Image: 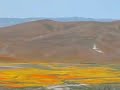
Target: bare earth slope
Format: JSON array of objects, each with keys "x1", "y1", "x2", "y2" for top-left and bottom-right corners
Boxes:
[{"x1": 0, "y1": 20, "x2": 120, "y2": 63}]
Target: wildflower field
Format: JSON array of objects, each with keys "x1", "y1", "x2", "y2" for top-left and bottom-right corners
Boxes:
[{"x1": 0, "y1": 63, "x2": 119, "y2": 90}]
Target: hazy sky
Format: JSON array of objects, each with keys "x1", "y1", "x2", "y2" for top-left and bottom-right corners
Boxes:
[{"x1": 0, "y1": 0, "x2": 120, "y2": 19}]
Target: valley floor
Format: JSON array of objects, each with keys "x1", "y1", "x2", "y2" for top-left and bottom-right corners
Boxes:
[{"x1": 0, "y1": 63, "x2": 119, "y2": 90}]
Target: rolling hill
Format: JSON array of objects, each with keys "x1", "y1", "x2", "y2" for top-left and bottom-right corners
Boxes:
[
  {"x1": 0, "y1": 20, "x2": 120, "y2": 63},
  {"x1": 0, "y1": 17, "x2": 114, "y2": 27}
]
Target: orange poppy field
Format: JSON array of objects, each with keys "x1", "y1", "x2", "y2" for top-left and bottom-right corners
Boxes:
[{"x1": 0, "y1": 63, "x2": 119, "y2": 89}]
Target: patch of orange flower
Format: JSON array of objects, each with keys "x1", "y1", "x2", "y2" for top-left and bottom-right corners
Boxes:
[{"x1": 0, "y1": 63, "x2": 119, "y2": 88}]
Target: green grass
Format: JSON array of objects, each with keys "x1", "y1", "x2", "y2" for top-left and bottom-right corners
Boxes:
[
  {"x1": 0, "y1": 84, "x2": 119, "y2": 90},
  {"x1": 69, "y1": 84, "x2": 120, "y2": 90}
]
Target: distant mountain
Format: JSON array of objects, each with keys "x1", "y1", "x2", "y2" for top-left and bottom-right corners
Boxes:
[
  {"x1": 0, "y1": 17, "x2": 115, "y2": 27},
  {"x1": 0, "y1": 18, "x2": 42, "y2": 27},
  {"x1": 0, "y1": 20, "x2": 120, "y2": 63},
  {"x1": 51, "y1": 17, "x2": 114, "y2": 22}
]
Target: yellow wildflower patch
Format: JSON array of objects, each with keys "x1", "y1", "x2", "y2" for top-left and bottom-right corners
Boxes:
[{"x1": 0, "y1": 63, "x2": 119, "y2": 88}]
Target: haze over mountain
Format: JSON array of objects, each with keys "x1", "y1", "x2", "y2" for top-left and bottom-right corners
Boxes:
[
  {"x1": 0, "y1": 19, "x2": 120, "y2": 63},
  {"x1": 0, "y1": 17, "x2": 114, "y2": 27},
  {"x1": 0, "y1": 18, "x2": 42, "y2": 27}
]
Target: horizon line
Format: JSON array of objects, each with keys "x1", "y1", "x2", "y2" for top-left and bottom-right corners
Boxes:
[{"x1": 0, "y1": 17, "x2": 117, "y2": 20}]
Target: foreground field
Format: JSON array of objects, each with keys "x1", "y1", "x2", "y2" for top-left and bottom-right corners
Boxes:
[{"x1": 0, "y1": 63, "x2": 119, "y2": 90}]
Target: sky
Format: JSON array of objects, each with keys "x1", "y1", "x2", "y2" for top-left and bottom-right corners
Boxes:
[{"x1": 0, "y1": 0, "x2": 120, "y2": 19}]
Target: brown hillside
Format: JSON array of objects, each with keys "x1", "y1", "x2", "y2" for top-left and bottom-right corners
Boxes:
[{"x1": 0, "y1": 20, "x2": 120, "y2": 63}]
